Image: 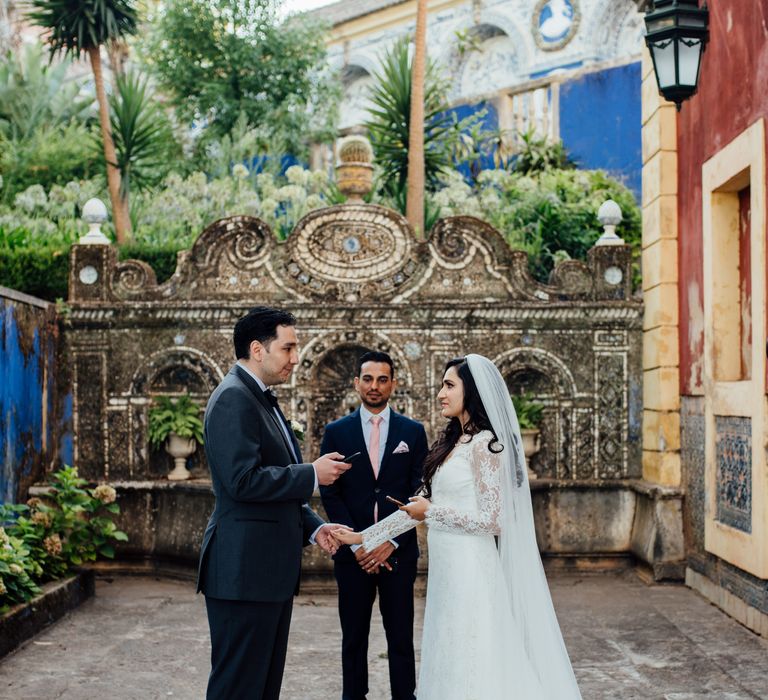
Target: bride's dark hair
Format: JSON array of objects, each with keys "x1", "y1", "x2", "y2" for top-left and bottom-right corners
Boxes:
[{"x1": 421, "y1": 357, "x2": 502, "y2": 498}]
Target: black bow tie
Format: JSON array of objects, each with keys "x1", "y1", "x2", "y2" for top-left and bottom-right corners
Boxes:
[{"x1": 264, "y1": 389, "x2": 280, "y2": 410}]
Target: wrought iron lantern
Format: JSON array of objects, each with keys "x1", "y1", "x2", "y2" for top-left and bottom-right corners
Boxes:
[{"x1": 644, "y1": 0, "x2": 709, "y2": 110}]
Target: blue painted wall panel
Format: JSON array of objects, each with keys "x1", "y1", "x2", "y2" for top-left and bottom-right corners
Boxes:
[
  {"x1": 559, "y1": 62, "x2": 642, "y2": 199},
  {"x1": 0, "y1": 293, "x2": 55, "y2": 504}
]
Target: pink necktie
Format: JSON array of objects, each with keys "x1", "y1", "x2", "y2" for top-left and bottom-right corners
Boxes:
[
  {"x1": 369, "y1": 416, "x2": 383, "y2": 522},
  {"x1": 369, "y1": 415, "x2": 383, "y2": 478}
]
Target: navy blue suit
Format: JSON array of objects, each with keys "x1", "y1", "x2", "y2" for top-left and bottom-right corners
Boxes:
[{"x1": 320, "y1": 408, "x2": 427, "y2": 700}]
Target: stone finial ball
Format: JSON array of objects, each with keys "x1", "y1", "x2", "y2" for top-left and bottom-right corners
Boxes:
[
  {"x1": 597, "y1": 199, "x2": 622, "y2": 226},
  {"x1": 338, "y1": 135, "x2": 374, "y2": 165},
  {"x1": 82, "y1": 197, "x2": 109, "y2": 224}
]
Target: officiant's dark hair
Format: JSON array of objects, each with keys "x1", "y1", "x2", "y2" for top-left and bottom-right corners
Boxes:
[
  {"x1": 356, "y1": 351, "x2": 395, "y2": 378},
  {"x1": 234, "y1": 306, "x2": 296, "y2": 358},
  {"x1": 421, "y1": 357, "x2": 502, "y2": 498}
]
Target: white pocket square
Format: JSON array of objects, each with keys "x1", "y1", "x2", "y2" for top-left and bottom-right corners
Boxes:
[{"x1": 393, "y1": 441, "x2": 410, "y2": 454}]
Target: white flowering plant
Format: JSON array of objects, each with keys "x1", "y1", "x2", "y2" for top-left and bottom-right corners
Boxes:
[
  {"x1": 1, "y1": 159, "x2": 641, "y2": 299},
  {"x1": 0, "y1": 466, "x2": 127, "y2": 610}
]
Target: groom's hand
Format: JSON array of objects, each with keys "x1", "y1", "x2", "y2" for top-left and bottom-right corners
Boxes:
[
  {"x1": 314, "y1": 452, "x2": 352, "y2": 486},
  {"x1": 316, "y1": 523, "x2": 351, "y2": 554},
  {"x1": 355, "y1": 542, "x2": 395, "y2": 574}
]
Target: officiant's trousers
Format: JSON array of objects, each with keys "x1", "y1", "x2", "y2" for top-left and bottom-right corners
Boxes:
[
  {"x1": 205, "y1": 595, "x2": 293, "y2": 700},
  {"x1": 335, "y1": 558, "x2": 418, "y2": 700}
]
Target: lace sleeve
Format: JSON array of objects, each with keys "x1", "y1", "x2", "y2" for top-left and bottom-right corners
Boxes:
[
  {"x1": 361, "y1": 510, "x2": 417, "y2": 551},
  {"x1": 425, "y1": 434, "x2": 502, "y2": 535}
]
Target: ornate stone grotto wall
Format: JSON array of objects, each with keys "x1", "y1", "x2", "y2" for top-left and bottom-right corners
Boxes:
[{"x1": 59, "y1": 203, "x2": 682, "y2": 580}]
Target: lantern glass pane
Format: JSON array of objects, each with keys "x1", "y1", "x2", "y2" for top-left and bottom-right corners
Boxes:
[
  {"x1": 679, "y1": 15, "x2": 707, "y2": 29},
  {"x1": 652, "y1": 40, "x2": 677, "y2": 88},
  {"x1": 646, "y1": 16, "x2": 675, "y2": 31},
  {"x1": 679, "y1": 39, "x2": 702, "y2": 86}
]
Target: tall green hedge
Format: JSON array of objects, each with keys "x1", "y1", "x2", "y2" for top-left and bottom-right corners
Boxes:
[
  {"x1": 0, "y1": 247, "x2": 69, "y2": 300},
  {"x1": 0, "y1": 242, "x2": 183, "y2": 301}
]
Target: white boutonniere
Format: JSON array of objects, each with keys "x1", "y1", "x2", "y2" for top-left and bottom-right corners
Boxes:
[{"x1": 290, "y1": 420, "x2": 305, "y2": 441}]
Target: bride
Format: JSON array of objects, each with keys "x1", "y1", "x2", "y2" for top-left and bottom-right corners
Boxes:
[{"x1": 332, "y1": 354, "x2": 582, "y2": 699}]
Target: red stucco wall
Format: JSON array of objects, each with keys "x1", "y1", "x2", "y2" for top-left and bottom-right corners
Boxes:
[{"x1": 676, "y1": 0, "x2": 768, "y2": 394}]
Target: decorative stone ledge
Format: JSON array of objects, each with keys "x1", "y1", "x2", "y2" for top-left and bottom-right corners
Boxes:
[
  {"x1": 49, "y1": 478, "x2": 684, "y2": 584},
  {"x1": 0, "y1": 571, "x2": 95, "y2": 659}
]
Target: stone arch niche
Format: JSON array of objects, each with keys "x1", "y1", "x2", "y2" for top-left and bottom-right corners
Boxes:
[
  {"x1": 496, "y1": 347, "x2": 583, "y2": 480},
  {"x1": 117, "y1": 349, "x2": 224, "y2": 481}
]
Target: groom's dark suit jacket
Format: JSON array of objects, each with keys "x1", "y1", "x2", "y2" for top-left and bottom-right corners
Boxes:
[
  {"x1": 197, "y1": 364, "x2": 323, "y2": 602},
  {"x1": 320, "y1": 408, "x2": 427, "y2": 563}
]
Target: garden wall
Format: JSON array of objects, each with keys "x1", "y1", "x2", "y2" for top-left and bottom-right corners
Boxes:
[{"x1": 54, "y1": 203, "x2": 683, "y2": 580}]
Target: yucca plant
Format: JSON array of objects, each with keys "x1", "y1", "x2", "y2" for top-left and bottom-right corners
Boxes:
[
  {"x1": 148, "y1": 395, "x2": 204, "y2": 449},
  {"x1": 28, "y1": 0, "x2": 139, "y2": 243},
  {"x1": 365, "y1": 36, "x2": 454, "y2": 206},
  {"x1": 107, "y1": 70, "x2": 178, "y2": 200}
]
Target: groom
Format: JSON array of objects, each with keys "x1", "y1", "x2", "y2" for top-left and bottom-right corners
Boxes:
[
  {"x1": 197, "y1": 306, "x2": 352, "y2": 700},
  {"x1": 320, "y1": 351, "x2": 428, "y2": 700}
]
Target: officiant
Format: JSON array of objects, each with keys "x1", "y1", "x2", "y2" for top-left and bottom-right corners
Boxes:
[{"x1": 320, "y1": 350, "x2": 428, "y2": 700}]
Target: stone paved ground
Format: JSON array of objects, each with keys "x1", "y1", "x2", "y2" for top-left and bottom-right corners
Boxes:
[{"x1": 1, "y1": 572, "x2": 767, "y2": 699}]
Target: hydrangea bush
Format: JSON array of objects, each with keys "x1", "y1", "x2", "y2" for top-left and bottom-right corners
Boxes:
[{"x1": 0, "y1": 466, "x2": 127, "y2": 613}]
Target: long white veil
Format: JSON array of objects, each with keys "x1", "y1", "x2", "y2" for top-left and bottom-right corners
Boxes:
[{"x1": 466, "y1": 354, "x2": 582, "y2": 699}]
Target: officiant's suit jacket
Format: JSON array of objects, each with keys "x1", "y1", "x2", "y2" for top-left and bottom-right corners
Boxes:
[
  {"x1": 320, "y1": 408, "x2": 427, "y2": 563},
  {"x1": 197, "y1": 364, "x2": 323, "y2": 602}
]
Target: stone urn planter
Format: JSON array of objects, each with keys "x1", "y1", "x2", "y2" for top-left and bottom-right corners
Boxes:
[
  {"x1": 165, "y1": 432, "x2": 197, "y2": 481},
  {"x1": 521, "y1": 428, "x2": 541, "y2": 481},
  {"x1": 148, "y1": 395, "x2": 204, "y2": 482}
]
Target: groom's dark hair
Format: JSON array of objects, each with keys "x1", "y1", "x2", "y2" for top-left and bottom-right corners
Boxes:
[
  {"x1": 234, "y1": 306, "x2": 296, "y2": 359},
  {"x1": 356, "y1": 350, "x2": 395, "y2": 378}
]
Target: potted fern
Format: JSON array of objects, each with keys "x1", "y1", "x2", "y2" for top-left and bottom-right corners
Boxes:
[
  {"x1": 148, "y1": 395, "x2": 204, "y2": 481},
  {"x1": 511, "y1": 393, "x2": 545, "y2": 480}
]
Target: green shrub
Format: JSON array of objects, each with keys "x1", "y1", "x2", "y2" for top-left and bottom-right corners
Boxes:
[
  {"x1": 0, "y1": 466, "x2": 127, "y2": 611},
  {"x1": 0, "y1": 524, "x2": 42, "y2": 611},
  {"x1": 0, "y1": 121, "x2": 99, "y2": 201},
  {"x1": 0, "y1": 43, "x2": 97, "y2": 202},
  {"x1": 434, "y1": 168, "x2": 641, "y2": 284}
]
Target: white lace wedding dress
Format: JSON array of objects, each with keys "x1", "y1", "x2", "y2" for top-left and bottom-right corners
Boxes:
[{"x1": 361, "y1": 430, "x2": 545, "y2": 699}]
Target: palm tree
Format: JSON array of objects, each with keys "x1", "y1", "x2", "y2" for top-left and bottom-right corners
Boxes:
[
  {"x1": 29, "y1": 0, "x2": 138, "y2": 243},
  {"x1": 406, "y1": 0, "x2": 428, "y2": 236}
]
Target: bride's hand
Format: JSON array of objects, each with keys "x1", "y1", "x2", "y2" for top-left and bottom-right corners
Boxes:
[
  {"x1": 331, "y1": 528, "x2": 363, "y2": 545},
  {"x1": 400, "y1": 495, "x2": 430, "y2": 521}
]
